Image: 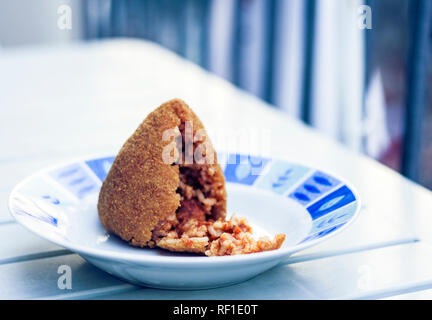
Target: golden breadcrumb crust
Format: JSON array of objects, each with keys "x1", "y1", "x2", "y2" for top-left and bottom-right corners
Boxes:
[{"x1": 97, "y1": 99, "x2": 227, "y2": 247}]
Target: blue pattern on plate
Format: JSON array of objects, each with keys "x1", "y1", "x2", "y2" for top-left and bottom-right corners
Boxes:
[
  {"x1": 310, "y1": 202, "x2": 357, "y2": 234},
  {"x1": 224, "y1": 154, "x2": 270, "y2": 185},
  {"x1": 11, "y1": 195, "x2": 58, "y2": 227},
  {"x1": 16, "y1": 207, "x2": 58, "y2": 226},
  {"x1": 11, "y1": 153, "x2": 359, "y2": 246},
  {"x1": 86, "y1": 156, "x2": 115, "y2": 182},
  {"x1": 41, "y1": 194, "x2": 61, "y2": 205},
  {"x1": 288, "y1": 171, "x2": 340, "y2": 206},
  {"x1": 49, "y1": 163, "x2": 99, "y2": 199},
  {"x1": 307, "y1": 185, "x2": 356, "y2": 220},
  {"x1": 254, "y1": 161, "x2": 310, "y2": 194},
  {"x1": 16, "y1": 175, "x2": 80, "y2": 209},
  {"x1": 300, "y1": 222, "x2": 347, "y2": 243}
]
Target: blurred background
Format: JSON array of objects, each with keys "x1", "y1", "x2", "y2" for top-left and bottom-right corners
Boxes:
[{"x1": 0, "y1": 0, "x2": 431, "y2": 190}]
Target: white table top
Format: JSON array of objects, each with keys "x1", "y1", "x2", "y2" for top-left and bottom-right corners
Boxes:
[{"x1": 1, "y1": 39, "x2": 432, "y2": 300}]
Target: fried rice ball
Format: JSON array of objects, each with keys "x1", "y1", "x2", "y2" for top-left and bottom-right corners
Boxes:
[{"x1": 98, "y1": 99, "x2": 285, "y2": 255}]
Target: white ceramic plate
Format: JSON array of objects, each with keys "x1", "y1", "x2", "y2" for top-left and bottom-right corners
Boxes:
[{"x1": 8, "y1": 153, "x2": 361, "y2": 290}]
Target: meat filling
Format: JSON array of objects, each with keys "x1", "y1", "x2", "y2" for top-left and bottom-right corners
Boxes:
[{"x1": 149, "y1": 123, "x2": 286, "y2": 256}]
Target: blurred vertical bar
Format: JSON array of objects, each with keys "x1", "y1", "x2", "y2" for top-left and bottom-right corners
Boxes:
[
  {"x1": 83, "y1": 0, "x2": 113, "y2": 39},
  {"x1": 301, "y1": 0, "x2": 317, "y2": 124},
  {"x1": 401, "y1": 0, "x2": 432, "y2": 181},
  {"x1": 231, "y1": 0, "x2": 277, "y2": 101},
  {"x1": 160, "y1": 0, "x2": 184, "y2": 54},
  {"x1": 232, "y1": 0, "x2": 243, "y2": 87},
  {"x1": 199, "y1": 0, "x2": 211, "y2": 69},
  {"x1": 362, "y1": 0, "x2": 374, "y2": 152},
  {"x1": 110, "y1": 0, "x2": 128, "y2": 37},
  {"x1": 263, "y1": 0, "x2": 277, "y2": 104},
  {"x1": 183, "y1": 0, "x2": 211, "y2": 68},
  {"x1": 363, "y1": 0, "x2": 373, "y2": 90},
  {"x1": 178, "y1": 0, "x2": 188, "y2": 58},
  {"x1": 146, "y1": 0, "x2": 162, "y2": 41},
  {"x1": 95, "y1": 0, "x2": 210, "y2": 68}
]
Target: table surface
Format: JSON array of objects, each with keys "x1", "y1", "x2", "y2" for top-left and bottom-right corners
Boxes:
[{"x1": 1, "y1": 39, "x2": 432, "y2": 300}]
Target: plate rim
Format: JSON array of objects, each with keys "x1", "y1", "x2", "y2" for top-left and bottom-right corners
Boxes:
[{"x1": 8, "y1": 152, "x2": 362, "y2": 267}]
